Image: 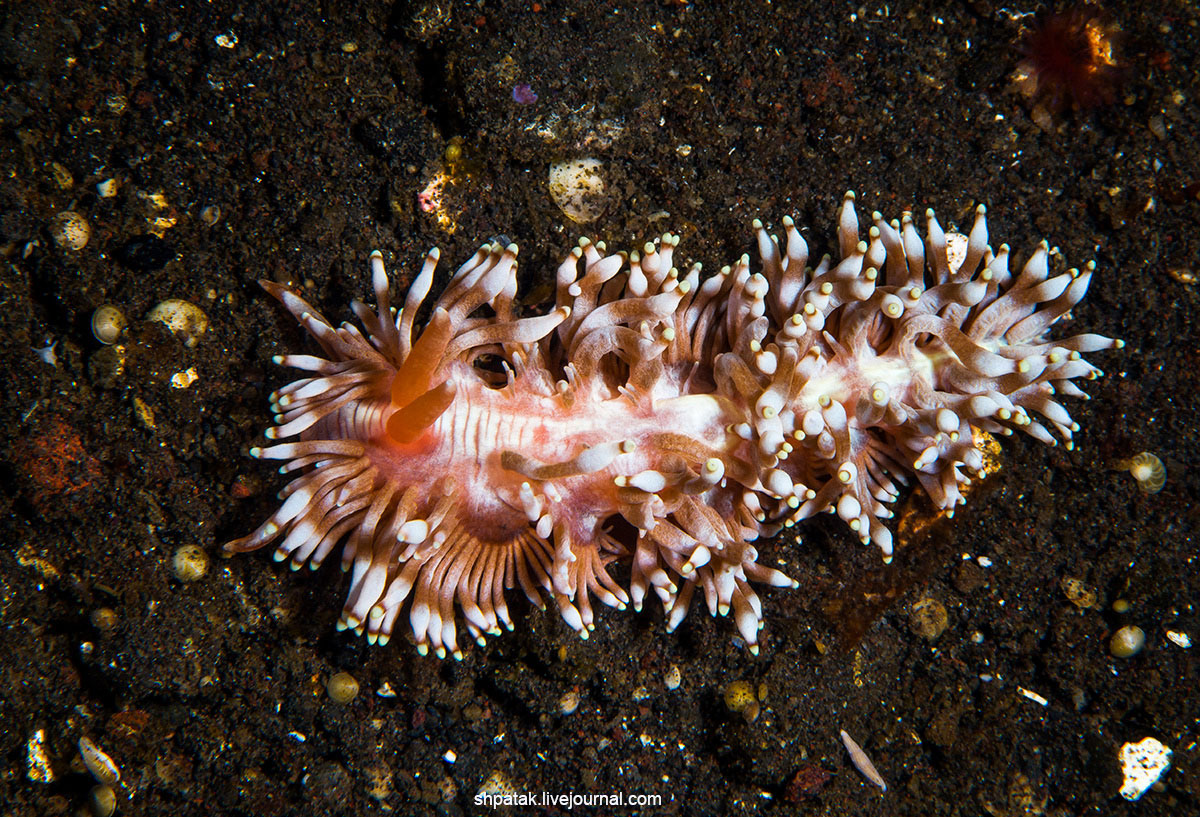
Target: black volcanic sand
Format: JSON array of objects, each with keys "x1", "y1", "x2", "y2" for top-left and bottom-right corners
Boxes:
[{"x1": 2, "y1": 3, "x2": 1197, "y2": 816}]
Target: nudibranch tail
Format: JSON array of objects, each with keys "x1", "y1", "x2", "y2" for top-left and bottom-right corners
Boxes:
[{"x1": 227, "y1": 194, "x2": 1120, "y2": 657}]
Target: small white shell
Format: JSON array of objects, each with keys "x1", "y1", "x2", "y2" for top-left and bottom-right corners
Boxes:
[
  {"x1": 1124, "y1": 451, "x2": 1166, "y2": 494},
  {"x1": 91, "y1": 305, "x2": 127, "y2": 345},
  {"x1": 51, "y1": 211, "x2": 90, "y2": 251},
  {"x1": 549, "y1": 158, "x2": 609, "y2": 224},
  {"x1": 78, "y1": 736, "x2": 120, "y2": 785},
  {"x1": 147, "y1": 299, "x2": 209, "y2": 347}
]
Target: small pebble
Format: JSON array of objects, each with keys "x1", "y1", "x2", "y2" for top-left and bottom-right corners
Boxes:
[
  {"x1": 558, "y1": 690, "x2": 580, "y2": 715},
  {"x1": 1165, "y1": 630, "x2": 1192, "y2": 649},
  {"x1": 326, "y1": 671, "x2": 360, "y2": 703},
  {"x1": 477, "y1": 770, "x2": 517, "y2": 800},
  {"x1": 909, "y1": 597, "x2": 948, "y2": 640},
  {"x1": 170, "y1": 367, "x2": 200, "y2": 389},
  {"x1": 549, "y1": 158, "x2": 609, "y2": 224},
  {"x1": 723, "y1": 680, "x2": 759, "y2": 722},
  {"x1": 512, "y1": 83, "x2": 537, "y2": 105},
  {"x1": 90, "y1": 607, "x2": 118, "y2": 632},
  {"x1": 1110, "y1": 625, "x2": 1146, "y2": 659},
  {"x1": 91, "y1": 305, "x2": 127, "y2": 345},
  {"x1": 51, "y1": 211, "x2": 90, "y2": 251},
  {"x1": 96, "y1": 178, "x2": 119, "y2": 198},
  {"x1": 200, "y1": 205, "x2": 222, "y2": 226},
  {"x1": 1060, "y1": 577, "x2": 1098, "y2": 609},
  {"x1": 147, "y1": 299, "x2": 209, "y2": 347},
  {"x1": 51, "y1": 162, "x2": 74, "y2": 188},
  {"x1": 89, "y1": 784, "x2": 117, "y2": 817},
  {"x1": 664, "y1": 664, "x2": 681, "y2": 690},
  {"x1": 1148, "y1": 115, "x2": 1167, "y2": 140},
  {"x1": 1119, "y1": 737, "x2": 1172, "y2": 801},
  {"x1": 172, "y1": 545, "x2": 209, "y2": 582}
]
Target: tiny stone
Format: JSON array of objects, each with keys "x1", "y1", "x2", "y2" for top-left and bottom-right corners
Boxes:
[
  {"x1": 172, "y1": 545, "x2": 209, "y2": 582},
  {"x1": 558, "y1": 690, "x2": 580, "y2": 715},
  {"x1": 90, "y1": 607, "x2": 118, "y2": 632},
  {"x1": 51, "y1": 162, "x2": 74, "y2": 188},
  {"x1": 1110, "y1": 625, "x2": 1145, "y2": 659},
  {"x1": 51, "y1": 211, "x2": 90, "y2": 251},
  {"x1": 326, "y1": 671, "x2": 360, "y2": 703},
  {"x1": 147, "y1": 299, "x2": 209, "y2": 347},
  {"x1": 1060, "y1": 577, "x2": 1098, "y2": 609},
  {"x1": 91, "y1": 305, "x2": 127, "y2": 345},
  {"x1": 664, "y1": 664, "x2": 682, "y2": 690},
  {"x1": 1148, "y1": 115, "x2": 1166, "y2": 140},
  {"x1": 89, "y1": 784, "x2": 117, "y2": 817},
  {"x1": 549, "y1": 158, "x2": 609, "y2": 224},
  {"x1": 909, "y1": 597, "x2": 949, "y2": 640},
  {"x1": 724, "y1": 680, "x2": 759, "y2": 721},
  {"x1": 200, "y1": 205, "x2": 222, "y2": 226}
]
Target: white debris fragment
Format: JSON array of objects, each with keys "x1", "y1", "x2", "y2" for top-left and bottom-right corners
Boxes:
[
  {"x1": 32, "y1": 340, "x2": 58, "y2": 367},
  {"x1": 171, "y1": 367, "x2": 199, "y2": 389},
  {"x1": 1165, "y1": 630, "x2": 1192, "y2": 649},
  {"x1": 78, "y1": 736, "x2": 120, "y2": 785},
  {"x1": 27, "y1": 729, "x2": 54, "y2": 783},
  {"x1": 1017, "y1": 687, "x2": 1049, "y2": 707},
  {"x1": 840, "y1": 729, "x2": 887, "y2": 792},
  {"x1": 1119, "y1": 737, "x2": 1172, "y2": 801}
]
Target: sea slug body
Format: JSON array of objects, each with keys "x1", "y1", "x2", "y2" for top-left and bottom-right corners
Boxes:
[{"x1": 226, "y1": 193, "x2": 1121, "y2": 659}]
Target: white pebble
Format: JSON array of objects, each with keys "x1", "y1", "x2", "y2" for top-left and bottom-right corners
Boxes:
[
  {"x1": 549, "y1": 158, "x2": 608, "y2": 223},
  {"x1": 51, "y1": 211, "x2": 90, "y2": 251},
  {"x1": 147, "y1": 299, "x2": 209, "y2": 347},
  {"x1": 1119, "y1": 737, "x2": 1172, "y2": 801}
]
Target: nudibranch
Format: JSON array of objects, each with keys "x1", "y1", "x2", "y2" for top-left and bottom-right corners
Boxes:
[{"x1": 226, "y1": 193, "x2": 1121, "y2": 658}]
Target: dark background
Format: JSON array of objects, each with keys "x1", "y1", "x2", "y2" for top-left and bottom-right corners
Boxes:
[{"x1": 2, "y1": 1, "x2": 1196, "y2": 815}]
